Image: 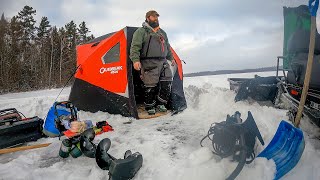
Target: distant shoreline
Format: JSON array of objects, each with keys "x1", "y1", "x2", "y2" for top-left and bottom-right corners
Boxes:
[{"x1": 184, "y1": 66, "x2": 280, "y2": 77}]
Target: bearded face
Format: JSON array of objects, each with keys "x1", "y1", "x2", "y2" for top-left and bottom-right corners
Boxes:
[{"x1": 147, "y1": 16, "x2": 160, "y2": 28}]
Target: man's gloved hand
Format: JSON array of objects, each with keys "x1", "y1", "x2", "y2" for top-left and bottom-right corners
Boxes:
[{"x1": 133, "y1": 61, "x2": 141, "y2": 71}]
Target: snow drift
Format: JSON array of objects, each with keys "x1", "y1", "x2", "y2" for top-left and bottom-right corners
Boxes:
[{"x1": 0, "y1": 71, "x2": 320, "y2": 180}]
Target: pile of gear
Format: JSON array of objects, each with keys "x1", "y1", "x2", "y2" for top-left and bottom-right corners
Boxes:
[
  {"x1": 43, "y1": 101, "x2": 113, "y2": 138},
  {"x1": 42, "y1": 101, "x2": 143, "y2": 180},
  {"x1": 59, "y1": 128, "x2": 143, "y2": 180},
  {"x1": 200, "y1": 111, "x2": 265, "y2": 180}
]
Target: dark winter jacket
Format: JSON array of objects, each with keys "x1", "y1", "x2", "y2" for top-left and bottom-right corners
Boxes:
[{"x1": 130, "y1": 22, "x2": 173, "y2": 63}]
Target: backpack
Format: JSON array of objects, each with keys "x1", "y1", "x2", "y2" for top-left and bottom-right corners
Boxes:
[{"x1": 43, "y1": 101, "x2": 78, "y2": 137}]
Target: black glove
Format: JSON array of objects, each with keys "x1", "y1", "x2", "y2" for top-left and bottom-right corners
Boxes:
[
  {"x1": 96, "y1": 121, "x2": 112, "y2": 129},
  {"x1": 96, "y1": 138, "x2": 113, "y2": 170},
  {"x1": 79, "y1": 128, "x2": 96, "y2": 158}
]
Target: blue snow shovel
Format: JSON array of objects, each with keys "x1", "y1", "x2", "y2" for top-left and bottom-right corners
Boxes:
[{"x1": 257, "y1": 121, "x2": 305, "y2": 179}]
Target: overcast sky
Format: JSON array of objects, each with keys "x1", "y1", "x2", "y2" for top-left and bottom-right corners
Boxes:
[{"x1": 0, "y1": 0, "x2": 313, "y2": 73}]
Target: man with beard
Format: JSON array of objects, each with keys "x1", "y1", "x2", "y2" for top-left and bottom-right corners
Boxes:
[{"x1": 130, "y1": 10, "x2": 176, "y2": 115}]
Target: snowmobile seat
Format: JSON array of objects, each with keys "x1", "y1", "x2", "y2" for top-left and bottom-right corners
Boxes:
[{"x1": 287, "y1": 53, "x2": 320, "y2": 90}]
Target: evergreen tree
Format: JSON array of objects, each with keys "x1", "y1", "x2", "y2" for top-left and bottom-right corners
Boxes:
[
  {"x1": 0, "y1": 13, "x2": 8, "y2": 43},
  {"x1": 7, "y1": 16, "x2": 23, "y2": 91},
  {"x1": 17, "y1": 5, "x2": 36, "y2": 46},
  {"x1": 0, "y1": 5, "x2": 96, "y2": 93},
  {"x1": 37, "y1": 16, "x2": 50, "y2": 39},
  {"x1": 36, "y1": 16, "x2": 51, "y2": 86},
  {"x1": 62, "y1": 21, "x2": 78, "y2": 85},
  {"x1": 65, "y1": 20, "x2": 77, "y2": 48},
  {"x1": 77, "y1": 21, "x2": 90, "y2": 44},
  {"x1": 0, "y1": 13, "x2": 8, "y2": 91},
  {"x1": 88, "y1": 34, "x2": 95, "y2": 41},
  {"x1": 51, "y1": 26, "x2": 61, "y2": 87},
  {"x1": 16, "y1": 6, "x2": 37, "y2": 90}
]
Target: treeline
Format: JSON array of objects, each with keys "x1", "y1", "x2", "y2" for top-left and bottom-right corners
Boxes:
[
  {"x1": 0, "y1": 5, "x2": 95, "y2": 94},
  {"x1": 184, "y1": 66, "x2": 280, "y2": 77}
]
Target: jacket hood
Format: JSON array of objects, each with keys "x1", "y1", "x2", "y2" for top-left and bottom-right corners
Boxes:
[{"x1": 142, "y1": 22, "x2": 154, "y2": 31}]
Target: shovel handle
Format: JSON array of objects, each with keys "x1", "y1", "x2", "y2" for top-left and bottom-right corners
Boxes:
[
  {"x1": 309, "y1": 0, "x2": 319, "y2": 16},
  {"x1": 0, "y1": 143, "x2": 51, "y2": 154}
]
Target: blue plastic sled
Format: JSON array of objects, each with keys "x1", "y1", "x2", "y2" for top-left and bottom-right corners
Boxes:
[{"x1": 258, "y1": 120, "x2": 305, "y2": 179}]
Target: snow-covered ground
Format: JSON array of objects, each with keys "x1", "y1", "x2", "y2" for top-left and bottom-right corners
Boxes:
[{"x1": 1, "y1": 71, "x2": 320, "y2": 180}]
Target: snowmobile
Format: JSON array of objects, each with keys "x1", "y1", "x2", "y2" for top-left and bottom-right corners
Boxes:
[
  {"x1": 272, "y1": 4, "x2": 320, "y2": 127},
  {"x1": 0, "y1": 108, "x2": 44, "y2": 149},
  {"x1": 228, "y1": 5, "x2": 320, "y2": 127},
  {"x1": 276, "y1": 54, "x2": 320, "y2": 127}
]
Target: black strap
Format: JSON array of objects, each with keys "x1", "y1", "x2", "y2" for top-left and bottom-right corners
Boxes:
[
  {"x1": 140, "y1": 57, "x2": 166, "y2": 60},
  {"x1": 145, "y1": 36, "x2": 152, "y2": 57}
]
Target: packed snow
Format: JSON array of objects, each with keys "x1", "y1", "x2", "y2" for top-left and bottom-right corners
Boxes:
[{"x1": 0, "y1": 71, "x2": 320, "y2": 180}]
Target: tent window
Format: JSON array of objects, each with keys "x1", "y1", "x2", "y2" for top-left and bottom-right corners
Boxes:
[{"x1": 102, "y1": 43, "x2": 120, "y2": 64}]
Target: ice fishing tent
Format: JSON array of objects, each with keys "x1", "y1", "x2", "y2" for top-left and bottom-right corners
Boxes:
[{"x1": 69, "y1": 27, "x2": 187, "y2": 119}]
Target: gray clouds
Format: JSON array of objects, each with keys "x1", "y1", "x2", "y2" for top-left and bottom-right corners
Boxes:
[{"x1": 0, "y1": 0, "x2": 311, "y2": 73}]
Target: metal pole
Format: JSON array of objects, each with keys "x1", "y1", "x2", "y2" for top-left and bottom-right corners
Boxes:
[{"x1": 276, "y1": 57, "x2": 280, "y2": 78}]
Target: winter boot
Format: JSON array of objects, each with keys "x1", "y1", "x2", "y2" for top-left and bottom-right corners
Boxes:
[
  {"x1": 147, "y1": 108, "x2": 156, "y2": 115},
  {"x1": 144, "y1": 87, "x2": 156, "y2": 115},
  {"x1": 157, "y1": 105, "x2": 167, "y2": 112},
  {"x1": 157, "y1": 81, "x2": 172, "y2": 105}
]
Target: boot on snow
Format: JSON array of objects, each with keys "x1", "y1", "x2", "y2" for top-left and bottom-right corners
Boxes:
[
  {"x1": 147, "y1": 108, "x2": 156, "y2": 115},
  {"x1": 157, "y1": 105, "x2": 167, "y2": 112}
]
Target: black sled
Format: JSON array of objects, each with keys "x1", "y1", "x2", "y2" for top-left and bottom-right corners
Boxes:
[{"x1": 0, "y1": 108, "x2": 44, "y2": 149}]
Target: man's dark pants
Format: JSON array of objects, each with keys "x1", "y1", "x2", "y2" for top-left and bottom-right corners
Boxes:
[{"x1": 140, "y1": 59, "x2": 173, "y2": 110}]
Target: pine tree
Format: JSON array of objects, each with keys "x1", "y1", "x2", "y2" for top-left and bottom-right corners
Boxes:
[
  {"x1": 51, "y1": 26, "x2": 61, "y2": 87},
  {"x1": 37, "y1": 16, "x2": 50, "y2": 39},
  {"x1": 0, "y1": 13, "x2": 8, "y2": 91},
  {"x1": 88, "y1": 34, "x2": 95, "y2": 41},
  {"x1": 65, "y1": 20, "x2": 77, "y2": 48},
  {"x1": 77, "y1": 21, "x2": 90, "y2": 44},
  {"x1": 62, "y1": 21, "x2": 78, "y2": 85},
  {"x1": 16, "y1": 6, "x2": 37, "y2": 90},
  {"x1": 36, "y1": 16, "x2": 51, "y2": 86},
  {"x1": 7, "y1": 16, "x2": 23, "y2": 91},
  {"x1": 17, "y1": 5, "x2": 36, "y2": 46}
]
